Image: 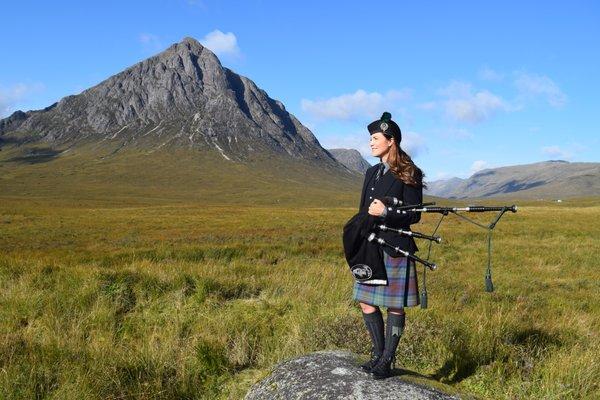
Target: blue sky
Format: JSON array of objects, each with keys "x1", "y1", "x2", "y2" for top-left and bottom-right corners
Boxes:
[{"x1": 1, "y1": 1, "x2": 598, "y2": 180}]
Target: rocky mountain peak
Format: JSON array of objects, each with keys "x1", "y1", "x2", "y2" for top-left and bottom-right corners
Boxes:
[
  {"x1": 328, "y1": 148, "x2": 371, "y2": 173},
  {"x1": 180, "y1": 36, "x2": 203, "y2": 47},
  {"x1": 0, "y1": 37, "x2": 341, "y2": 166}
]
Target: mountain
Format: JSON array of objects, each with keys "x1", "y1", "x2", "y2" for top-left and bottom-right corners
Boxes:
[
  {"x1": 0, "y1": 37, "x2": 362, "y2": 206},
  {"x1": 424, "y1": 177, "x2": 466, "y2": 198},
  {"x1": 425, "y1": 160, "x2": 600, "y2": 199},
  {"x1": 327, "y1": 148, "x2": 371, "y2": 173},
  {"x1": 1, "y1": 37, "x2": 338, "y2": 164}
]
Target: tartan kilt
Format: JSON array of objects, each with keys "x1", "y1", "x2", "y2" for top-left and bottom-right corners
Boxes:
[{"x1": 352, "y1": 251, "x2": 419, "y2": 308}]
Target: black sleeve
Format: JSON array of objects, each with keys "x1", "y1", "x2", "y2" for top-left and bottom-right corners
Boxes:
[{"x1": 382, "y1": 182, "x2": 422, "y2": 228}]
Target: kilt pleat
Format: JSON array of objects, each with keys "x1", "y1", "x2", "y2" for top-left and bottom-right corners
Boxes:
[{"x1": 352, "y1": 251, "x2": 419, "y2": 308}]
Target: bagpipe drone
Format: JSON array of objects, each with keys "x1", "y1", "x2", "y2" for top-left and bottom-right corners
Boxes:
[{"x1": 343, "y1": 196, "x2": 517, "y2": 308}]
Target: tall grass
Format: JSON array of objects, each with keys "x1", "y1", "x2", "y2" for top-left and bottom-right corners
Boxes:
[{"x1": 0, "y1": 197, "x2": 598, "y2": 399}]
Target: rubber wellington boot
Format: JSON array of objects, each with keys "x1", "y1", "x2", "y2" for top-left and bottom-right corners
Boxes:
[
  {"x1": 372, "y1": 312, "x2": 405, "y2": 380},
  {"x1": 359, "y1": 309, "x2": 384, "y2": 372}
]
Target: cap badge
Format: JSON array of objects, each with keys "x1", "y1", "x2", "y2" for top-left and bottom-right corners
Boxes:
[{"x1": 380, "y1": 122, "x2": 388, "y2": 132}]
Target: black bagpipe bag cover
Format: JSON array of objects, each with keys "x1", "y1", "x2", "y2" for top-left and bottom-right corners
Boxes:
[{"x1": 342, "y1": 211, "x2": 387, "y2": 285}]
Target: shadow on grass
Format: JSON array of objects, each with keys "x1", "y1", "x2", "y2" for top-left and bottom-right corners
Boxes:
[
  {"x1": 431, "y1": 326, "x2": 562, "y2": 384},
  {"x1": 5, "y1": 147, "x2": 62, "y2": 164}
]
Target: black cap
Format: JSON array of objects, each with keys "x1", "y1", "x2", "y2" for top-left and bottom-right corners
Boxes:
[{"x1": 367, "y1": 112, "x2": 401, "y2": 145}]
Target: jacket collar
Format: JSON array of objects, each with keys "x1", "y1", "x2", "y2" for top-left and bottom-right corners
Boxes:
[
  {"x1": 365, "y1": 164, "x2": 398, "y2": 199},
  {"x1": 375, "y1": 168, "x2": 397, "y2": 197}
]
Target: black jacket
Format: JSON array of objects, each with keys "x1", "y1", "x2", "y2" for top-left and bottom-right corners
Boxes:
[{"x1": 359, "y1": 163, "x2": 423, "y2": 256}]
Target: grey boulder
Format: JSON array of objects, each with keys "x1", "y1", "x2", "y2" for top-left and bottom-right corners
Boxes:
[{"x1": 245, "y1": 350, "x2": 460, "y2": 400}]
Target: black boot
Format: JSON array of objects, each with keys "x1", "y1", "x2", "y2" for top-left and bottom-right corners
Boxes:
[
  {"x1": 372, "y1": 312, "x2": 405, "y2": 380},
  {"x1": 359, "y1": 308, "x2": 384, "y2": 372}
]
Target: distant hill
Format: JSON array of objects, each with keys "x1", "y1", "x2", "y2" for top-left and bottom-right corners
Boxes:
[
  {"x1": 0, "y1": 37, "x2": 362, "y2": 206},
  {"x1": 425, "y1": 177, "x2": 466, "y2": 198},
  {"x1": 425, "y1": 160, "x2": 600, "y2": 199},
  {"x1": 327, "y1": 148, "x2": 371, "y2": 173}
]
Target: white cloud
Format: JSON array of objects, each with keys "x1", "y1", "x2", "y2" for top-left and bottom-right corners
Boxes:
[
  {"x1": 200, "y1": 30, "x2": 241, "y2": 57},
  {"x1": 438, "y1": 81, "x2": 507, "y2": 124},
  {"x1": 0, "y1": 82, "x2": 45, "y2": 117},
  {"x1": 423, "y1": 71, "x2": 564, "y2": 128},
  {"x1": 300, "y1": 89, "x2": 412, "y2": 121},
  {"x1": 470, "y1": 160, "x2": 490, "y2": 174},
  {"x1": 139, "y1": 33, "x2": 163, "y2": 52},
  {"x1": 416, "y1": 101, "x2": 436, "y2": 111},
  {"x1": 541, "y1": 145, "x2": 573, "y2": 160},
  {"x1": 514, "y1": 72, "x2": 567, "y2": 107},
  {"x1": 434, "y1": 171, "x2": 455, "y2": 180},
  {"x1": 319, "y1": 132, "x2": 372, "y2": 160},
  {"x1": 478, "y1": 66, "x2": 504, "y2": 81},
  {"x1": 401, "y1": 131, "x2": 427, "y2": 158}
]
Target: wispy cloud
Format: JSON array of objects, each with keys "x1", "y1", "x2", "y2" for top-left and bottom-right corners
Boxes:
[
  {"x1": 200, "y1": 30, "x2": 241, "y2": 58},
  {"x1": 470, "y1": 160, "x2": 491, "y2": 174},
  {"x1": 300, "y1": 89, "x2": 412, "y2": 121},
  {"x1": 514, "y1": 72, "x2": 567, "y2": 108},
  {"x1": 540, "y1": 143, "x2": 585, "y2": 160},
  {"x1": 0, "y1": 82, "x2": 45, "y2": 117},
  {"x1": 319, "y1": 132, "x2": 372, "y2": 160},
  {"x1": 541, "y1": 145, "x2": 572, "y2": 160},
  {"x1": 478, "y1": 66, "x2": 504, "y2": 81},
  {"x1": 437, "y1": 81, "x2": 507, "y2": 124},
  {"x1": 416, "y1": 101, "x2": 436, "y2": 111},
  {"x1": 139, "y1": 33, "x2": 164, "y2": 53},
  {"x1": 401, "y1": 131, "x2": 427, "y2": 158},
  {"x1": 434, "y1": 171, "x2": 456, "y2": 180},
  {"x1": 420, "y1": 70, "x2": 565, "y2": 128}
]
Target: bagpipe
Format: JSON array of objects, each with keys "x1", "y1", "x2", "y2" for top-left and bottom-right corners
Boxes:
[{"x1": 343, "y1": 196, "x2": 517, "y2": 308}]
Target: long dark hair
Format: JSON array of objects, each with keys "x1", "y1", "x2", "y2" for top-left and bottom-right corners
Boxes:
[{"x1": 385, "y1": 138, "x2": 426, "y2": 189}]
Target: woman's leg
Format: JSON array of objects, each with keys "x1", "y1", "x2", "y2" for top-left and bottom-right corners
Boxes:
[
  {"x1": 359, "y1": 302, "x2": 384, "y2": 372},
  {"x1": 372, "y1": 307, "x2": 406, "y2": 379},
  {"x1": 359, "y1": 302, "x2": 378, "y2": 314}
]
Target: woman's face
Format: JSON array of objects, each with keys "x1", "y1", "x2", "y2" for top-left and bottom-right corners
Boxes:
[{"x1": 369, "y1": 132, "x2": 393, "y2": 159}]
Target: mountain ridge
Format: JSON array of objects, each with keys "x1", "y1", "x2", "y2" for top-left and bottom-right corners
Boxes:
[
  {"x1": 425, "y1": 160, "x2": 600, "y2": 199},
  {"x1": 327, "y1": 148, "x2": 371, "y2": 173}
]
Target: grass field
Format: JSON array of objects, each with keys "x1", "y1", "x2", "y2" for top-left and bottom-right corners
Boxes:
[{"x1": 1, "y1": 195, "x2": 599, "y2": 399}]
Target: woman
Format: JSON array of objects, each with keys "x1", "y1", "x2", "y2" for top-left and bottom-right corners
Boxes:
[{"x1": 353, "y1": 112, "x2": 425, "y2": 380}]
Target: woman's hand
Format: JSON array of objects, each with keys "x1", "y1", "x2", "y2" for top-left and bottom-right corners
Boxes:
[{"x1": 368, "y1": 199, "x2": 385, "y2": 216}]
